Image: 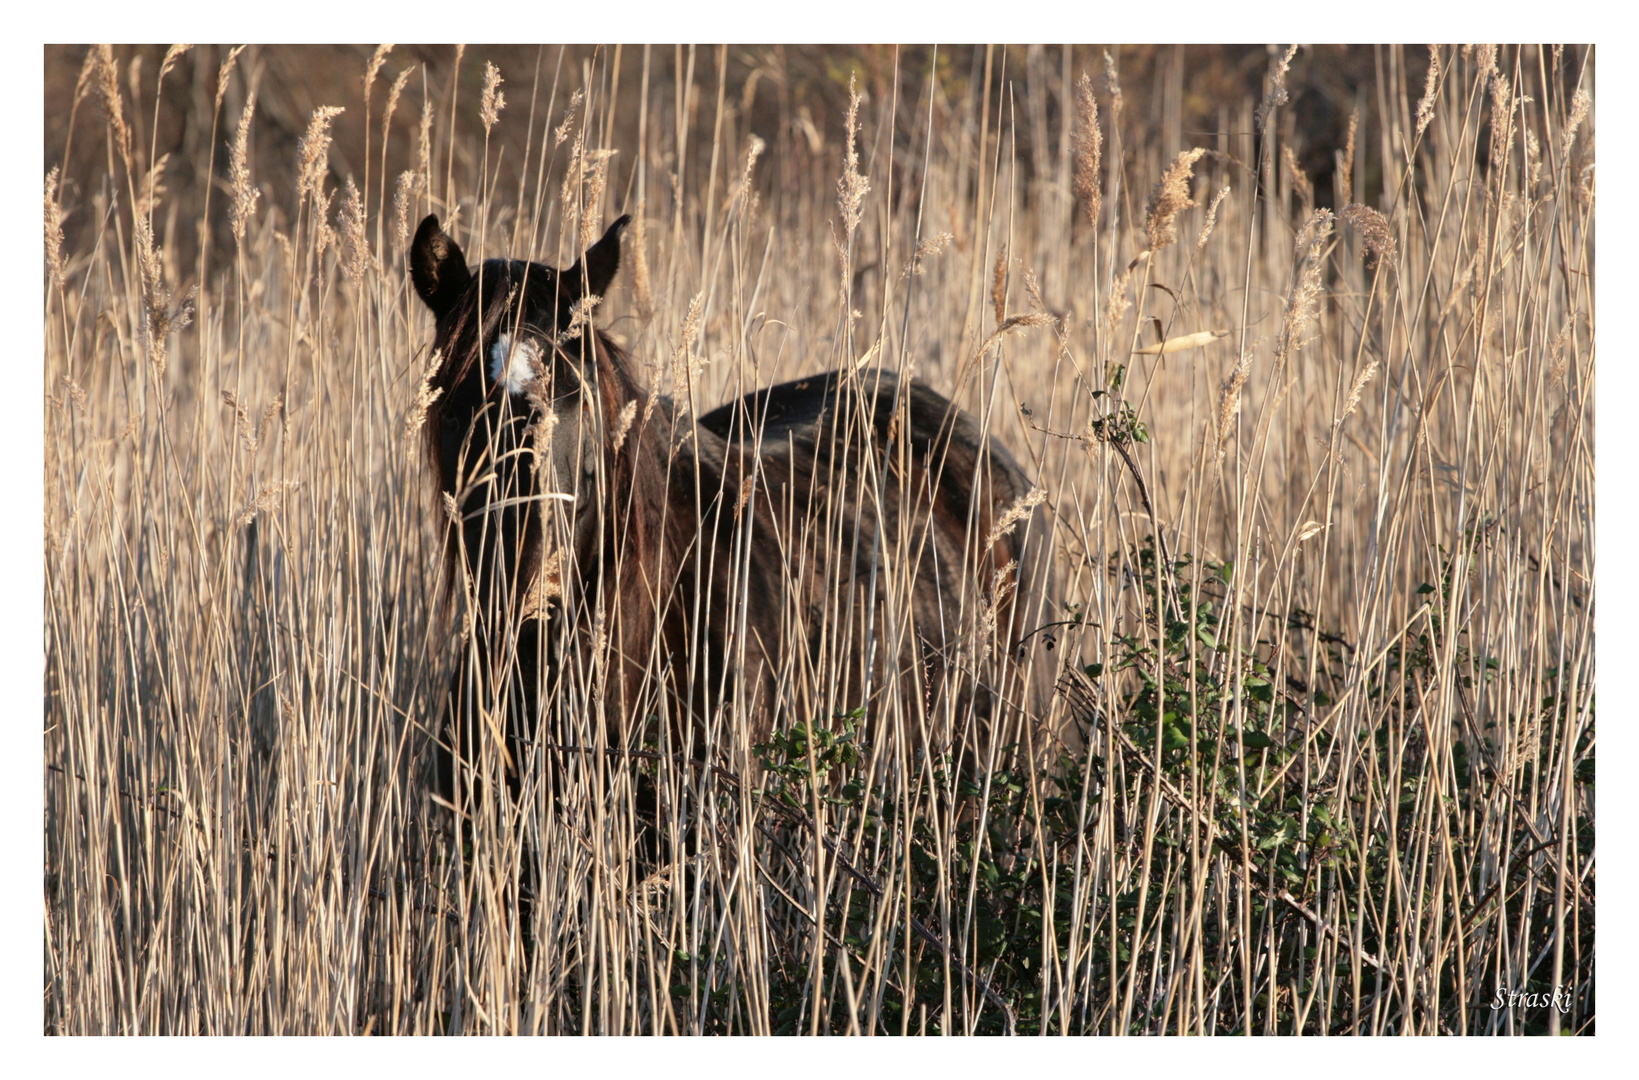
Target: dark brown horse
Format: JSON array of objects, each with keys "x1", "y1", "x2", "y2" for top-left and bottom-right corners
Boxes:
[{"x1": 409, "y1": 213, "x2": 1056, "y2": 812}]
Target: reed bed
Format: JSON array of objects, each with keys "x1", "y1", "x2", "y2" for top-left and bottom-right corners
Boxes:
[{"x1": 44, "y1": 44, "x2": 1594, "y2": 1035}]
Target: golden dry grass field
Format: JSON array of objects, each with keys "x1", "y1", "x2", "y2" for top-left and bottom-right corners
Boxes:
[{"x1": 43, "y1": 44, "x2": 1593, "y2": 1035}]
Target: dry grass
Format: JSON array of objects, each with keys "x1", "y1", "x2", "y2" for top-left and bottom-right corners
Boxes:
[{"x1": 44, "y1": 44, "x2": 1593, "y2": 1035}]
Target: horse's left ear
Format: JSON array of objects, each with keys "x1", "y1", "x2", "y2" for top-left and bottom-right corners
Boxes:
[
  {"x1": 410, "y1": 214, "x2": 472, "y2": 318},
  {"x1": 575, "y1": 214, "x2": 632, "y2": 298}
]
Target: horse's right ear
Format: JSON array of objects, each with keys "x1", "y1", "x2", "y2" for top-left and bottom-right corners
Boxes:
[{"x1": 410, "y1": 214, "x2": 472, "y2": 318}]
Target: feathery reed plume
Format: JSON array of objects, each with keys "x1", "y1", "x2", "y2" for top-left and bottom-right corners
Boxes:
[
  {"x1": 973, "y1": 312, "x2": 1054, "y2": 367},
  {"x1": 837, "y1": 73, "x2": 869, "y2": 238},
  {"x1": 631, "y1": 204, "x2": 653, "y2": 317},
  {"x1": 986, "y1": 488, "x2": 1046, "y2": 550},
  {"x1": 141, "y1": 154, "x2": 172, "y2": 207},
  {"x1": 236, "y1": 480, "x2": 298, "y2": 528},
  {"x1": 296, "y1": 105, "x2": 345, "y2": 207},
  {"x1": 1340, "y1": 360, "x2": 1378, "y2": 421},
  {"x1": 337, "y1": 177, "x2": 370, "y2": 285},
  {"x1": 1337, "y1": 112, "x2": 1357, "y2": 205},
  {"x1": 671, "y1": 291, "x2": 706, "y2": 391},
  {"x1": 1524, "y1": 128, "x2": 1543, "y2": 191},
  {"x1": 555, "y1": 89, "x2": 583, "y2": 147},
  {"x1": 1102, "y1": 50, "x2": 1123, "y2": 121},
  {"x1": 1563, "y1": 87, "x2": 1591, "y2": 158},
  {"x1": 61, "y1": 375, "x2": 88, "y2": 414},
  {"x1": 561, "y1": 128, "x2": 588, "y2": 230},
  {"x1": 480, "y1": 61, "x2": 505, "y2": 134},
  {"x1": 45, "y1": 168, "x2": 65, "y2": 291},
  {"x1": 559, "y1": 294, "x2": 602, "y2": 344},
  {"x1": 74, "y1": 47, "x2": 98, "y2": 107},
  {"x1": 313, "y1": 188, "x2": 338, "y2": 259},
  {"x1": 1469, "y1": 45, "x2": 1497, "y2": 85},
  {"x1": 1214, "y1": 346, "x2": 1253, "y2": 465},
  {"x1": 1548, "y1": 321, "x2": 1572, "y2": 384},
  {"x1": 1274, "y1": 208, "x2": 1333, "y2": 373},
  {"x1": 134, "y1": 214, "x2": 195, "y2": 378},
  {"x1": 1023, "y1": 265, "x2": 1047, "y2": 316},
  {"x1": 1257, "y1": 44, "x2": 1298, "y2": 132},
  {"x1": 214, "y1": 45, "x2": 246, "y2": 111},
  {"x1": 229, "y1": 93, "x2": 259, "y2": 243},
  {"x1": 93, "y1": 45, "x2": 132, "y2": 172},
  {"x1": 900, "y1": 231, "x2": 952, "y2": 279},
  {"x1": 221, "y1": 390, "x2": 258, "y2": 454},
  {"x1": 157, "y1": 44, "x2": 192, "y2": 89},
  {"x1": 417, "y1": 100, "x2": 433, "y2": 187},
  {"x1": 1144, "y1": 147, "x2": 1208, "y2": 253},
  {"x1": 1416, "y1": 45, "x2": 1441, "y2": 140},
  {"x1": 258, "y1": 395, "x2": 284, "y2": 445},
  {"x1": 382, "y1": 67, "x2": 411, "y2": 146},
  {"x1": 1340, "y1": 204, "x2": 1396, "y2": 270},
  {"x1": 1196, "y1": 185, "x2": 1230, "y2": 250},
  {"x1": 578, "y1": 150, "x2": 617, "y2": 249},
  {"x1": 735, "y1": 134, "x2": 765, "y2": 221},
  {"x1": 1488, "y1": 70, "x2": 1514, "y2": 170},
  {"x1": 406, "y1": 354, "x2": 443, "y2": 443},
  {"x1": 363, "y1": 44, "x2": 394, "y2": 115},
  {"x1": 1072, "y1": 72, "x2": 1102, "y2": 229},
  {"x1": 1103, "y1": 253, "x2": 1144, "y2": 338},
  {"x1": 1281, "y1": 144, "x2": 1312, "y2": 205},
  {"x1": 392, "y1": 170, "x2": 417, "y2": 255},
  {"x1": 991, "y1": 243, "x2": 1009, "y2": 323},
  {"x1": 609, "y1": 399, "x2": 638, "y2": 454}
]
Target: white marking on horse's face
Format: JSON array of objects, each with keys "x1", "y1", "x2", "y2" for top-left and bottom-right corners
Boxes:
[{"x1": 489, "y1": 333, "x2": 542, "y2": 395}]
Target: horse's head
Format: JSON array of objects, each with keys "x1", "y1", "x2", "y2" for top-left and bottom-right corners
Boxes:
[{"x1": 410, "y1": 213, "x2": 633, "y2": 604}]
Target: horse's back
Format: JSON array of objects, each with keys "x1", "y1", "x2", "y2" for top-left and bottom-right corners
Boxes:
[{"x1": 700, "y1": 368, "x2": 1057, "y2": 729}]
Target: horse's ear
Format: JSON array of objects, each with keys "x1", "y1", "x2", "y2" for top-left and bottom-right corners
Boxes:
[
  {"x1": 575, "y1": 214, "x2": 632, "y2": 299},
  {"x1": 410, "y1": 214, "x2": 472, "y2": 318}
]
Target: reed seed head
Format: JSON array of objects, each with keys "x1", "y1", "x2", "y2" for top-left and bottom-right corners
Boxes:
[
  {"x1": 1102, "y1": 50, "x2": 1123, "y2": 119},
  {"x1": 1341, "y1": 204, "x2": 1396, "y2": 271},
  {"x1": 1274, "y1": 208, "x2": 1333, "y2": 373},
  {"x1": 297, "y1": 105, "x2": 345, "y2": 207},
  {"x1": 337, "y1": 176, "x2": 370, "y2": 286},
  {"x1": 1144, "y1": 147, "x2": 1208, "y2": 253},
  {"x1": 158, "y1": 44, "x2": 192, "y2": 89},
  {"x1": 382, "y1": 67, "x2": 412, "y2": 144},
  {"x1": 900, "y1": 231, "x2": 953, "y2": 279},
  {"x1": 1338, "y1": 112, "x2": 1358, "y2": 206},
  {"x1": 364, "y1": 44, "x2": 394, "y2": 112},
  {"x1": 1281, "y1": 144, "x2": 1312, "y2": 205},
  {"x1": 1340, "y1": 360, "x2": 1378, "y2": 421},
  {"x1": 229, "y1": 93, "x2": 259, "y2": 243},
  {"x1": 1072, "y1": 73, "x2": 1102, "y2": 230},
  {"x1": 392, "y1": 170, "x2": 417, "y2": 255},
  {"x1": 1215, "y1": 347, "x2": 1254, "y2": 466},
  {"x1": 94, "y1": 45, "x2": 132, "y2": 171},
  {"x1": 45, "y1": 168, "x2": 64, "y2": 291},
  {"x1": 1563, "y1": 87, "x2": 1591, "y2": 159},
  {"x1": 986, "y1": 488, "x2": 1046, "y2": 550},
  {"x1": 992, "y1": 244, "x2": 1009, "y2": 324},
  {"x1": 1195, "y1": 185, "x2": 1230, "y2": 251},
  {"x1": 480, "y1": 61, "x2": 505, "y2": 134},
  {"x1": 555, "y1": 89, "x2": 583, "y2": 148},
  {"x1": 1257, "y1": 44, "x2": 1298, "y2": 133},
  {"x1": 837, "y1": 73, "x2": 869, "y2": 238},
  {"x1": 610, "y1": 399, "x2": 638, "y2": 454},
  {"x1": 1416, "y1": 45, "x2": 1440, "y2": 140},
  {"x1": 215, "y1": 45, "x2": 246, "y2": 111}
]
